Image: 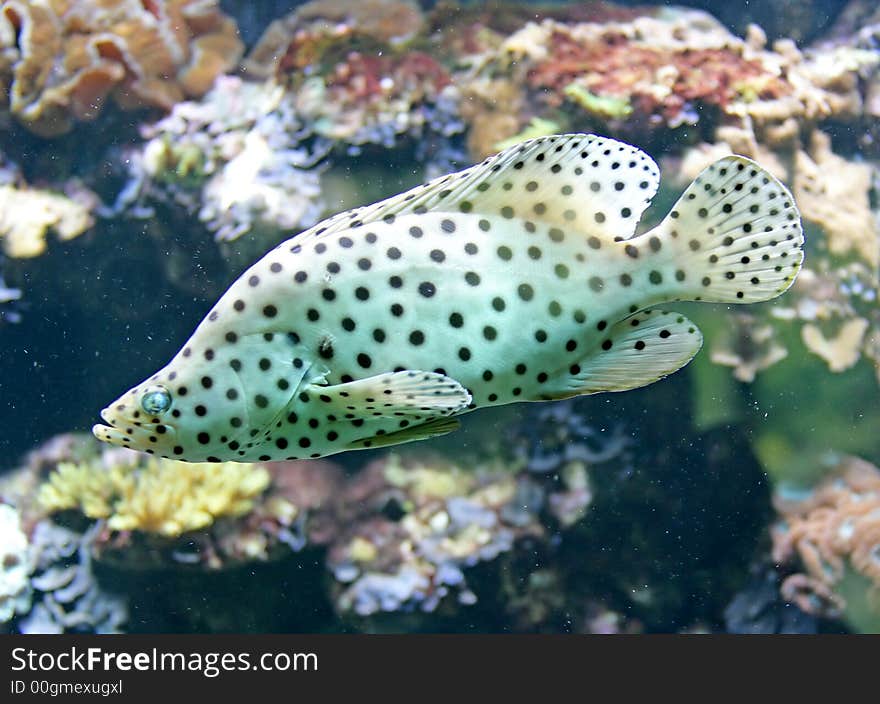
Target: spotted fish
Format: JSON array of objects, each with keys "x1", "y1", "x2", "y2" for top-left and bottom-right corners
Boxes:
[{"x1": 93, "y1": 134, "x2": 803, "y2": 462}]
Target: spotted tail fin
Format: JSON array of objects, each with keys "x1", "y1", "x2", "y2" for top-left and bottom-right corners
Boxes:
[{"x1": 645, "y1": 156, "x2": 804, "y2": 304}]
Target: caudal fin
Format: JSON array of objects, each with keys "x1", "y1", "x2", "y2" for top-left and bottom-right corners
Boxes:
[{"x1": 645, "y1": 156, "x2": 804, "y2": 304}]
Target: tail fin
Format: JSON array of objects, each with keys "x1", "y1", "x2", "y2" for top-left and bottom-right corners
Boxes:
[{"x1": 644, "y1": 156, "x2": 804, "y2": 304}]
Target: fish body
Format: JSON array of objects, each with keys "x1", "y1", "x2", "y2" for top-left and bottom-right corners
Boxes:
[{"x1": 93, "y1": 134, "x2": 803, "y2": 461}]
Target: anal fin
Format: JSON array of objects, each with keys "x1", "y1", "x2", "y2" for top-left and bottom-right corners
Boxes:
[
  {"x1": 349, "y1": 417, "x2": 462, "y2": 450},
  {"x1": 545, "y1": 310, "x2": 703, "y2": 398},
  {"x1": 306, "y1": 370, "x2": 472, "y2": 420}
]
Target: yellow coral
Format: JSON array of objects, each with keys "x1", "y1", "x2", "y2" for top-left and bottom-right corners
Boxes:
[
  {"x1": 37, "y1": 461, "x2": 129, "y2": 518},
  {"x1": 0, "y1": 184, "x2": 93, "y2": 258},
  {"x1": 38, "y1": 455, "x2": 270, "y2": 537},
  {"x1": 801, "y1": 319, "x2": 870, "y2": 373},
  {"x1": 383, "y1": 454, "x2": 475, "y2": 503}
]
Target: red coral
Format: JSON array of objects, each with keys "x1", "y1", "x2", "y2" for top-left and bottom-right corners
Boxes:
[
  {"x1": 325, "y1": 50, "x2": 450, "y2": 106},
  {"x1": 529, "y1": 29, "x2": 791, "y2": 123}
]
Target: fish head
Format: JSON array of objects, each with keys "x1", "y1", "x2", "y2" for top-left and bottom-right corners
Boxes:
[
  {"x1": 91, "y1": 343, "x2": 258, "y2": 461},
  {"x1": 92, "y1": 302, "x2": 313, "y2": 461}
]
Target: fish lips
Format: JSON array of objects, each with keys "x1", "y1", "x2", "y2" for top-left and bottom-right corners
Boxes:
[{"x1": 92, "y1": 407, "x2": 177, "y2": 448}]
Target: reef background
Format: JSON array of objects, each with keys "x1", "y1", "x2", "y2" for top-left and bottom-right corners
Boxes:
[{"x1": 1, "y1": 0, "x2": 878, "y2": 633}]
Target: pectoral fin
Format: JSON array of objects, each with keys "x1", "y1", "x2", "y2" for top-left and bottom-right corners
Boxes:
[
  {"x1": 306, "y1": 369, "x2": 472, "y2": 420},
  {"x1": 544, "y1": 309, "x2": 703, "y2": 398},
  {"x1": 349, "y1": 417, "x2": 462, "y2": 450}
]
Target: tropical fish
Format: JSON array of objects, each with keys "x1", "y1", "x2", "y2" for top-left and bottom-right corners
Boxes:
[{"x1": 93, "y1": 133, "x2": 803, "y2": 462}]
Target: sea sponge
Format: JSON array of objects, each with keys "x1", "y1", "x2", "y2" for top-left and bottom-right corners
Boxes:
[
  {"x1": 0, "y1": 0, "x2": 243, "y2": 136},
  {"x1": 38, "y1": 455, "x2": 270, "y2": 537}
]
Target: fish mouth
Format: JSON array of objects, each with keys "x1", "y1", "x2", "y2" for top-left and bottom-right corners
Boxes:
[
  {"x1": 91, "y1": 422, "x2": 128, "y2": 446},
  {"x1": 92, "y1": 407, "x2": 176, "y2": 449},
  {"x1": 92, "y1": 408, "x2": 127, "y2": 446}
]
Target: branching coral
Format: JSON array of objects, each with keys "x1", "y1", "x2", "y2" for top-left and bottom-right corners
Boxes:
[
  {"x1": 0, "y1": 0, "x2": 243, "y2": 136},
  {"x1": 772, "y1": 455, "x2": 880, "y2": 628},
  {"x1": 38, "y1": 453, "x2": 270, "y2": 537}
]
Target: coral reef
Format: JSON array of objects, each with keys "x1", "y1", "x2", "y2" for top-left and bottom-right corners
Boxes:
[
  {"x1": 38, "y1": 452, "x2": 271, "y2": 537},
  {"x1": 19, "y1": 520, "x2": 127, "y2": 634},
  {"x1": 1, "y1": 0, "x2": 878, "y2": 635},
  {"x1": 244, "y1": 0, "x2": 462, "y2": 153},
  {"x1": 0, "y1": 179, "x2": 94, "y2": 259},
  {"x1": 328, "y1": 454, "x2": 547, "y2": 618},
  {"x1": 287, "y1": 48, "x2": 460, "y2": 151},
  {"x1": 244, "y1": 0, "x2": 426, "y2": 79},
  {"x1": 510, "y1": 399, "x2": 633, "y2": 475},
  {"x1": 0, "y1": 0, "x2": 243, "y2": 136},
  {"x1": 793, "y1": 131, "x2": 877, "y2": 268},
  {"x1": 110, "y1": 76, "x2": 326, "y2": 243},
  {"x1": 8, "y1": 433, "x2": 342, "y2": 571},
  {"x1": 449, "y1": 7, "x2": 877, "y2": 152},
  {"x1": 0, "y1": 503, "x2": 31, "y2": 626},
  {"x1": 772, "y1": 455, "x2": 880, "y2": 631},
  {"x1": 525, "y1": 13, "x2": 791, "y2": 130}
]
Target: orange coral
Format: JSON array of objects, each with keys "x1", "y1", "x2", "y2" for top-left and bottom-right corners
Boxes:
[
  {"x1": 0, "y1": 0, "x2": 242, "y2": 136},
  {"x1": 772, "y1": 456, "x2": 880, "y2": 619}
]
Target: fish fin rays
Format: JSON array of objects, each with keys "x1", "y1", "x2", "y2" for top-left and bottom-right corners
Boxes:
[
  {"x1": 348, "y1": 417, "x2": 462, "y2": 450},
  {"x1": 294, "y1": 134, "x2": 659, "y2": 244},
  {"x1": 543, "y1": 310, "x2": 703, "y2": 398},
  {"x1": 305, "y1": 370, "x2": 472, "y2": 420},
  {"x1": 646, "y1": 155, "x2": 804, "y2": 304}
]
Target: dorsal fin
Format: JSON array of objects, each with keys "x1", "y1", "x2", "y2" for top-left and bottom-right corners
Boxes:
[{"x1": 293, "y1": 134, "x2": 660, "y2": 244}]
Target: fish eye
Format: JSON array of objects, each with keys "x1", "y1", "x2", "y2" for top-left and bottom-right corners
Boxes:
[{"x1": 141, "y1": 386, "x2": 172, "y2": 415}]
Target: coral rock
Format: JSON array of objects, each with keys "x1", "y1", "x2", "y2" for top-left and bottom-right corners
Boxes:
[
  {"x1": 0, "y1": 183, "x2": 93, "y2": 258},
  {"x1": 0, "y1": 503, "x2": 32, "y2": 625},
  {"x1": 793, "y1": 131, "x2": 879, "y2": 268},
  {"x1": 0, "y1": 0, "x2": 243, "y2": 136},
  {"x1": 244, "y1": 0, "x2": 425, "y2": 79}
]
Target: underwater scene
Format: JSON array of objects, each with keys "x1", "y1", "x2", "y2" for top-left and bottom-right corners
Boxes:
[{"x1": 0, "y1": 0, "x2": 878, "y2": 635}]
